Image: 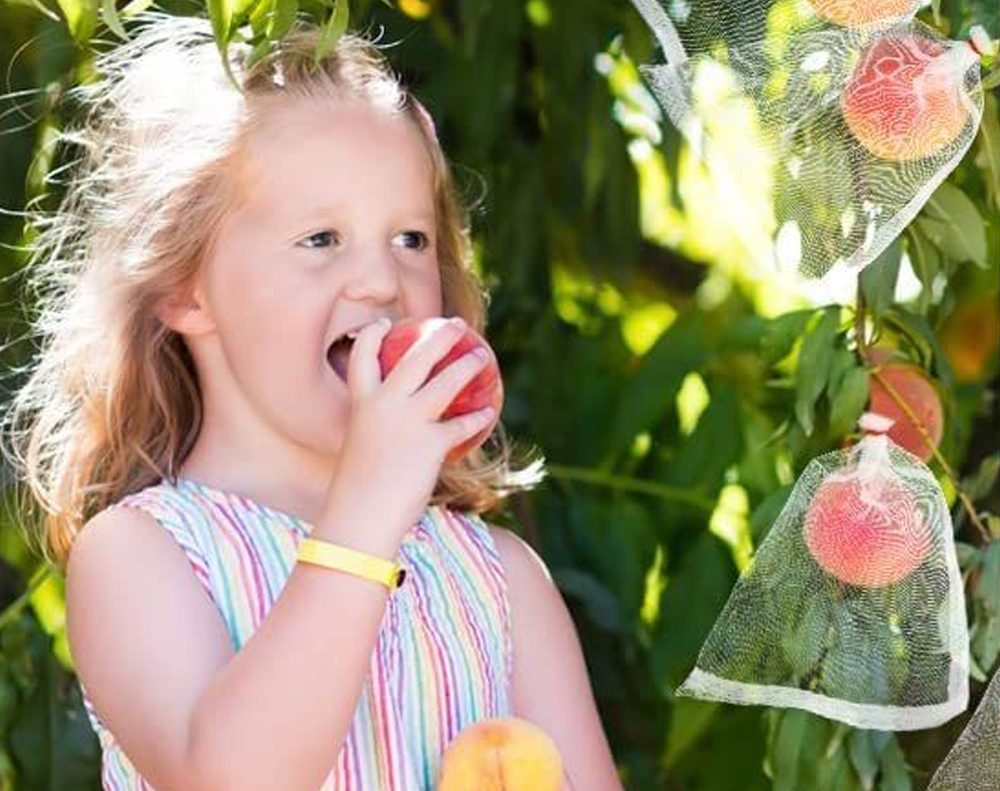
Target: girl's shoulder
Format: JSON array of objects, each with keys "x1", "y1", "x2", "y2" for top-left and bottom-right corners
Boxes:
[{"x1": 103, "y1": 478, "x2": 216, "y2": 577}]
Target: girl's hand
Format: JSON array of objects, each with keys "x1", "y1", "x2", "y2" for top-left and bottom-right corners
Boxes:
[{"x1": 321, "y1": 316, "x2": 494, "y2": 540}]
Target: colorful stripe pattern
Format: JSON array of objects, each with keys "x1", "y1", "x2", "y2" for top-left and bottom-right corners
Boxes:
[{"x1": 79, "y1": 477, "x2": 513, "y2": 789}]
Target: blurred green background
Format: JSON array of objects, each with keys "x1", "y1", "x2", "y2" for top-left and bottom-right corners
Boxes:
[{"x1": 0, "y1": 0, "x2": 998, "y2": 788}]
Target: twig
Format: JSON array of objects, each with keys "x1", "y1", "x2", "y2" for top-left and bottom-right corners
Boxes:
[
  {"x1": 854, "y1": 288, "x2": 869, "y2": 358},
  {"x1": 867, "y1": 365, "x2": 991, "y2": 543},
  {"x1": 544, "y1": 464, "x2": 717, "y2": 513},
  {"x1": 852, "y1": 293, "x2": 992, "y2": 544}
]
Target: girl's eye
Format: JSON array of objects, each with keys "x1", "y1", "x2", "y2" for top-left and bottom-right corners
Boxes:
[
  {"x1": 394, "y1": 230, "x2": 430, "y2": 251},
  {"x1": 300, "y1": 230, "x2": 339, "y2": 249}
]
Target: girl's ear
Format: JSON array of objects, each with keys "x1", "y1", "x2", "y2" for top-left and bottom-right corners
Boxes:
[{"x1": 155, "y1": 282, "x2": 215, "y2": 335}]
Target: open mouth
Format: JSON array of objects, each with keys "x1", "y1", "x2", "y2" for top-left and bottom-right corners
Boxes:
[{"x1": 326, "y1": 336, "x2": 355, "y2": 382}]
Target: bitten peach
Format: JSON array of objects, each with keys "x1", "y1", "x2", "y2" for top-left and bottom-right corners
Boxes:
[
  {"x1": 379, "y1": 317, "x2": 504, "y2": 463},
  {"x1": 804, "y1": 473, "x2": 931, "y2": 587},
  {"x1": 436, "y1": 717, "x2": 564, "y2": 791},
  {"x1": 841, "y1": 34, "x2": 974, "y2": 161}
]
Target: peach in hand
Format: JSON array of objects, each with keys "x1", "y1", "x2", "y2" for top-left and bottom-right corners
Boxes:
[{"x1": 378, "y1": 317, "x2": 504, "y2": 463}]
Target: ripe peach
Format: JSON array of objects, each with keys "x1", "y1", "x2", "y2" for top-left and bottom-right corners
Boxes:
[
  {"x1": 379, "y1": 317, "x2": 504, "y2": 463},
  {"x1": 436, "y1": 717, "x2": 564, "y2": 791},
  {"x1": 807, "y1": 0, "x2": 916, "y2": 28},
  {"x1": 841, "y1": 34, "x2": 974, "y2": 161},
  {"x1": 868, "y1": 363, "x2": 943, "y2": 462},
  {"x1": 804, "y1": 473, "x2": 931, "y2": 587}
]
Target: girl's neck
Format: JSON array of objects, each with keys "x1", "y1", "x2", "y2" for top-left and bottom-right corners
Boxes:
[{"x1": 174, "y1": 458, "x2": 330, "y2": 527}]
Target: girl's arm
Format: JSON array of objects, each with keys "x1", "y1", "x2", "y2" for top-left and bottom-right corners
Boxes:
[
  {"x1": 66, "y1": 501, "x2": 406, "y2": 791},
  {"x1": 490, "y1": 526, "x2": 625, "y2": 791}
]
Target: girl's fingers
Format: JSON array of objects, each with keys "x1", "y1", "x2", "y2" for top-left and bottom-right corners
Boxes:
[
  {"x1": 415, "y1": 348, "x2": 490, "y2": 418},
  {"x1": 441, "y1": 405, "x2": 495, "y2": 449},
  {"x1": 383, "y1": 318, "x2": 467, "y2": 396},
  {"x1": 347, "y1": 317, "x2": 392, "y2": 398}
]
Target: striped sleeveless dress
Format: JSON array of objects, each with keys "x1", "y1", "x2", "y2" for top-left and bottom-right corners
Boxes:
[{"x1": 77, "y1": 476, "x2": 513, "y2": 790}]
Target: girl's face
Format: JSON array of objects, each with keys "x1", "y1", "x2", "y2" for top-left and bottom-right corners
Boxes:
[{"x1": 177, "y1": 97, "x2": 443, "y2": 467}]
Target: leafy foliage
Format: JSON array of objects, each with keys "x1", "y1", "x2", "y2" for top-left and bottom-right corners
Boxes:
[{"x1": 0, "y1": 0, "x2": 997, "y2": 788}]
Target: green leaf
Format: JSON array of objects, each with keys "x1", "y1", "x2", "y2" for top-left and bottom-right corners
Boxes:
[
  {"x1": 207, "y1": 0, "x2": 241, "y2": 90},
  {"x1": 267, "y1": 0, "x2": 297, "y2": 38},
  {"x1": 249, "y1": 0, "x2": 273, "y2": 35},
  {"x1": 243, "y1": 37, "x2": 274, "y2": 69},
  {"x1": 605, "y1": 311, "x2": 709, "y2": 461},
  {"x1": 860, "y1": 239, "x2": 903, "y2": 320},
  {"x1": 54, "y1": 0, "x2": 98, "y2": 41},
  {"x1": 781, "y1": 596, "x2": 831, "y2": 679},
  {"x1": 971, "y1": 540, "x2": 1000, "y2": 672},
  {"x1": 5, "y1": 614, "x2": 101, "y2": 788},
  {"x1": 955, "y1": 541, "x2": 982, "y2": 571},
  {"x1": 977, "y1": 92, "x2": 1000, "y2": 213},
  {"x1": 884, "y1": 305, "x2": 954, "y2": 388},
  {"x1": 918, "y1": 181, "x2": 988, "y2": 267},
  {"x1": 877, "y1": 735, "x2": 912, "y2": 791},
  {"x1": 5, "y1": 0, "x2": 61, "y2": 21},
  {"x1": 100, "y1": 0, "x2": 127, "y2": 39},
  {"x1": 848, "y1": 730, "x2": 883, "y2": 791},
  {"x1": 826, "y1": 347, "x2": 856, "y2": 401},
  {"x1": 314, "y1": 0, "x2": 349, "y2": 63},
  {"x1": 961, "y1": 454, "x2": 1000, "y2": 503},
  {"x1": 662, "y1": 385, "x2": 743, "y2": 496},
  {"x1": 233, "y1": 0, "x2": 258, "y2": 17},
  {"x1": 750, "y1": 485, "x2": 794, "y2": 545},
  {"x1": 550, "y1": 567, "x2": 626, "y2": 635},
  {"x1": 794, "y1": 307, "x2": 840, "y2": 436},
  {"x1": 119, "y1": 0, "x2": 155, "y2": 16},
  {"x1": 904, "y1": 225, "x2": 941, "y2": 314},
  {"x1": 208, "y1": 0, "x2": 236, "y2": 46},
  {"x1": 761, "y1": 310, "x2": 816, "y2": 365},
  {"x1": 828, "y1": 366, "x2": 870, "y2": 440},
  {"x1": 664, "y1": 697, "x2": 719, "y2": 769},
  {"x1": 768, "y1": 710, "x2": 825, "y2": 791},
  {"x1": 652, "y1": 532, "x2": 738, "y2": 693}
]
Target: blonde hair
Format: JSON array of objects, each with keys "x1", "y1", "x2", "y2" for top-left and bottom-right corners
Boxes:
[{"x1": 0, "y1": 12, "x2": 545, "y2": 575}]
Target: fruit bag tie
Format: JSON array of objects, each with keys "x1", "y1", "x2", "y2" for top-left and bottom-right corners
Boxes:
[
  {"x1": 628, "y1": 0, "x2": 989, "y2": 278},
  {"x1": 675, "y1": 431, "x2": 969, "y2": 731},
  {"x1": 927, "y1": 667, "x2": 1000, "y2": 790}
]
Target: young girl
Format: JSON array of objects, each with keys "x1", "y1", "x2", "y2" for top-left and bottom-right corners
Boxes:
[{"x1": 1, "y1": 12, "x2": 622, "y2": 791}]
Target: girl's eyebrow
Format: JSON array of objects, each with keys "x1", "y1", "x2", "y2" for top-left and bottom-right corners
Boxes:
[{"x1": 295, "y1": 205, "x2": 436, "y2": 225}]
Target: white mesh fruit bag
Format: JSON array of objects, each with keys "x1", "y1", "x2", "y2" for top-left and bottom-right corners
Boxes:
[
  {"x1": 927, "y1": 668, "x2": 1000, "y2": 790},
  {"x1": 629, "y1": 0, "x2": 989, "y2": 278},
  {"x1": 676, "y1": 430, "x2": 969, "y2": 730}
]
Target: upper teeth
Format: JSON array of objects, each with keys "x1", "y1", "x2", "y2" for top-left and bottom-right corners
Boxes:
[{"x1": 345, "y1": 330, "x2": 360, "y2": 340}]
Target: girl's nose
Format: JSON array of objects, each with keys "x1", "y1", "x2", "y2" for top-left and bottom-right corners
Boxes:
[{"x1": 340, "y1": 247, "x2": 400, "y2": 304}]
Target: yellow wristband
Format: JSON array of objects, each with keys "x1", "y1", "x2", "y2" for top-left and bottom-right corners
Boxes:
[{"x1": 296, "y1": 537, "x2": 406, "y2": 590}]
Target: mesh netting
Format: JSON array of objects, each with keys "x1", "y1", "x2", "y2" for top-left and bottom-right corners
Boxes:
[
  {"x1": 676, "y1": 433, "x2": 969, "y2": 730},
  {"x1": 927, "y1": 668, "x2": 1000, "y2": 790},
  {"x1": 630, "y1": 0, "x2": 984, "y2": 278}
]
